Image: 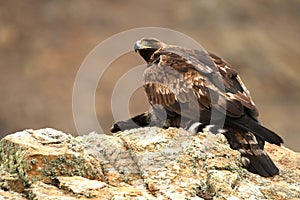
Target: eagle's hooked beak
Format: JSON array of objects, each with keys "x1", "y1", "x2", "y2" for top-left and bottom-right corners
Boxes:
[{"x1": 134, "y1": 41, "x2": 140, "y2": 52}]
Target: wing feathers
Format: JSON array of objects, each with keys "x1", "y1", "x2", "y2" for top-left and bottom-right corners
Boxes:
[
  {"x1": 145, "y1": 48, "x2": 258, "y2": 119},
  {"x1": 226, "y1": 115, "x2": 283, "y2": 145}
]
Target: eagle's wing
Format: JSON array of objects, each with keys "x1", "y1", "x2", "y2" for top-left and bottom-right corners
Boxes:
[
  {"x1": 208, "y1": 53, "x2": 259, "y2": 120},
  {"x1": 143, "y1": 46, "x2": 256, "y2": 121},
  {"x1": 144, "y1": 46, "x2": 283, "y2": 145}
]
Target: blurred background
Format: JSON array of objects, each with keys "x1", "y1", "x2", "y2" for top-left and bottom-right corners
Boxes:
[{"x1": 0, "y1": 0, "x2": 299, "y2": 151}]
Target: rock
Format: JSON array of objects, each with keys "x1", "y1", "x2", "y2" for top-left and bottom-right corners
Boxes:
[
  {"x1": 0, "y1": 127, "x2": 299, "y2": 199},
  {"x1": 0, "y1": 189, "x2": 27, "y2": 200},
  {"x1": 0, "y1": 128, "x2": 103, "y2": 190},
  {"x1": 25, "y1": 181, "x2": 79, "y2": 200}
]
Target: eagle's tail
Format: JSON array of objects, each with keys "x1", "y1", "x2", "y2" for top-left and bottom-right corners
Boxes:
[
  {"x1": 223, "y1": 128, "x2": 279, "y2": 177},
  {"x1": 227, "y1": 116, "x2": 283, "y2": 145}
]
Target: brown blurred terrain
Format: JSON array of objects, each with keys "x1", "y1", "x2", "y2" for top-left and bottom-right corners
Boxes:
[{"x1": 0, "y1": 0, "x2": 299, "y2": 151}]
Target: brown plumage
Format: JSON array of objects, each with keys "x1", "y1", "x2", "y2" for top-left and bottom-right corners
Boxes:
[{"x1": 111, "y1": 38, "x2": 283, "y2": 177}]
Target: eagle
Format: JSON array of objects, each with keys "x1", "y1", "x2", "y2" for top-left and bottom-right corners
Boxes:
[{"x1": 111, "y1": 38, "x2": 283, "y2": 177}]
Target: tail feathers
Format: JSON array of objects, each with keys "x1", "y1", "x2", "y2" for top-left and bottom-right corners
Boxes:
[
  {"x1": 228, "y1": 116, "x2": 283, "y2": 145},
  {"x1": 240, "y1": 147, "x2": 279, "y2": 177},
  {"x1": 224, "y1": 128, "x2": 279, "y2": 177}
]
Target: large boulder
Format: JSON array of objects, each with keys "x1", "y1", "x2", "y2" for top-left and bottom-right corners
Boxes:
[{"x1": 0, "y1": 128, "x2": 299, "y2": 199}]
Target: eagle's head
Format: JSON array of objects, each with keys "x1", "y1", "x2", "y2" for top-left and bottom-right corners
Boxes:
[{"x1": 134, "y1": 38, "x2": 166, "y2": 63}]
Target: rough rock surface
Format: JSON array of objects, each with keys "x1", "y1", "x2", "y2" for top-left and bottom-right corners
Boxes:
[{"x1": 0, "y1": 128, "x2": 299, "y2": 199}]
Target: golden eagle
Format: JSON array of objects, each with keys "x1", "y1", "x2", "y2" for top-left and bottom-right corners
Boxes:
[{"x1": 111, "y1": 38, "x2": 283, "y2": 177}]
